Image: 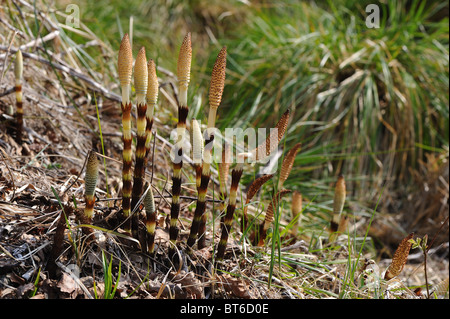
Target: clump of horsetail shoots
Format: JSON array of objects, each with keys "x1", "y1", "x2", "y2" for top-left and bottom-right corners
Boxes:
[
  {"x1": 187, "y1": 46, "x2": 227, "y2": 250},
  {"x1": 329, "y1": 174, "x2": 346, "y2": 242},
  {"x1": 169, "y1": 33, "x2": 192, "y2": 259},
  {"x1": 130, "y1": 47, "x2": 149, "y2": 238},
  {"x1": 14, "y1": 50, "x2": 23, "y2": 143},
  {"x1": 241, "y1": 173, "x2": 274, "y2": 231},
  {"x1": 291, "y1": 191, "x2": 302, "y2": 236},
  {"x1": 216, "y1": 111, "x2": 291, "y2": 258},
  {"x1": 118, "y1": 34, "x2": 133, "y2": 234},
  {"x1": 253, "y1": 189, "x2": 291, "y2": 247},
  {"x1": 143, "y1": 185, "x2": 157, "y2": 255},
  {"x1": 278, "y1": 143, "x2": 301, "y2": 189},
  {"x1": 384, "y1": 232, "x2": 414, "y2": 280},
  {"x1": 145, "y1": 59, "x2": 158, "y2": 159}
]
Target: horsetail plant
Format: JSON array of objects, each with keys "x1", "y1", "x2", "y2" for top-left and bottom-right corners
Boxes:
[
  {"x1": 187, "y1": 46, "x2": 227, "y2": 250},
  {"x1": 384, "y1": 232, "x2": 414, "y2": 280},
  {"x1": 253, "y1": 109, "x2": 290, "y2": 162},
  {"x1": 14, "y1": 49, "x2": 24, "y2": 143},
  {"x1": 329, "y1": 175, "x2": 346, "y2": 242},
  {"x1": 218, "y1": 142, "x2": 231, "y2": 204},
  {"x1": 291, "y1": 191, "x2": 302, "y2": 236},
  {"x1": 191, "y1": 118, "x2": 206, "y2": 249},
  {"x1": 253, "y1": 189, "x2": 291, "y2": 247},
  {"x1": 277, "y1": 143, "x2": 301, "y2": 190},
  {"x1": 84, "y1": 151, "x2": 99, "y2": 222},
  {"x1": 118, "y1": 34, "x2": 134, "y2": 234},
  {"x1": 215, "y1": 153, "x2": 246, "y2": 261},
  {"x1": 241, "y1": 173, "x2": 274, "y2": 232},
  {"x1": 145, "y1": 59, "x2": 158, "y2": 159},
  {"x1": 169, "y1": 33, "x2": 192, "y2": 259},
  {"x1": 143, "y1": 185, "x2": 157, "y2": 255},
  {"x1": 191, "y1": 118, "x2": 203, "y2": 190},
  {"x1": 130, "y1": 47, "x2": 149, "y2": 238}
]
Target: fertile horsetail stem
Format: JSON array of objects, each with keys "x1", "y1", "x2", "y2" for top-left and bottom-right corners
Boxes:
[
  {"x1": 253, "y1": 109, "x2": 290, "y2": 162},
  {"x1": 169, "y1": 33, "x2": 192, "y2": 259},
  {"x1": 187, "y1": 46, "x2": 227, "y2": 250},
  {"x1": 384, "y1": 232, "x2": 414, "y2": 280},
  {"x1": 291, "y1": 191, "x2": 302, "y2": 236},
  {"x1": 218, "y1": 142, "x2": 231, "y2": 205},
  {"x1": 191, "y1": 118, "x2": 206, "y2": 248},
  {"x1": 130, "y1": 47, "x2": 149, "y2": 238},
  {"x1": 144, "y1": 185, "x2": 157, "y2": 255},
  {"x1": 241, "y1": 173, "x2": 274, "y2": 231},
  {"x1": 329, "y1": 175, "x2": 346, "y2": 242},
  {"x1": 254, "y1": 189, "x2": 291, "y2": 247},
  {"x1": 145, "y1": 59, "x2": 158, "y2": 158},
  {"x1": 118, "y1": 34, "x2": 133, "y2": 233},
  {"x1": 84, "y1": 151, "x2": 99, "y2": 221},
  {"x1": 14, "y1": 50, "x2": 23, "y2": 143},
  {"x1": 215, "y1": 154, "x2": 246, "y2": 261},
  {"x1": 207, "y1": 46, "x2": 227, "y2": 129},
  {"x1": 177, "y1": 32, "x2": 192, "y2": 107},
  {"x1": 278, "y1": 143, "x2": 301, "y2": 189}
]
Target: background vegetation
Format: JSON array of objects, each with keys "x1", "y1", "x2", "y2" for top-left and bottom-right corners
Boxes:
[{"x1": 63, "y1": 0, "x2": 449, "y2": 240}]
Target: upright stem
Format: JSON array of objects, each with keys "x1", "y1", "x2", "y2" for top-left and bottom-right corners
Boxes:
[
  {"x1": 169, "y1": 33, "x2": 192, "y2": 260},
  {"x1": 130, "y1": 47, "x2": 149, "y2": 239},
  {"x1": 14, "y1": 50, "x2": 23, "y2": 144},
  {"x1": 216, "y1": 162, "x2": 243, "y2": 261},
  {"x1": 118, "y1": 34, "x2": 133, "y2": 234}
]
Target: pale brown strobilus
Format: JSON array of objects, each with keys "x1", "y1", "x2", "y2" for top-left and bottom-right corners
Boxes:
[
  {"x1": 384, "y1": 232, "x2": 414, "y2": 280},
  {"x1": 291, "y1": 191, "x2": 302, "y2": 236},
  {"x1": 14, "y1": 50, "x2": 24, "y2": 144},
  {"x1": 241, "y1": 173, "x2": 274, "y2": 232},
  {"x1": 253, "y1": 189, "x2": 291, "y2": 247},
  {"x1": 84, "y1": 151, "x2": 99, "y2": 221},
  {"x1": 145, "y1": 59, "x2": 158, "y2": 159},
  {"x1": 80, "y1": 150, "x2": 99, "y2": 240},
  {"x1": 118, "y1": 34, "x2": 133, "y2": 234},
  {"x1": 130, "y1": 47, "x2": 149, "y2": 239},
  {"x1": 329, "y1": 174, "x2": 346, "y2": 242},
  {"x1": 278, "y1": 143, "x2": 301, "y2": 190},
  {"x1": 187, "y1": 46, "x2": 227, "y2": 250},
  {"x1": 169, "y1": 33, "x2": 192, "y2": 260}
]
